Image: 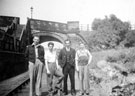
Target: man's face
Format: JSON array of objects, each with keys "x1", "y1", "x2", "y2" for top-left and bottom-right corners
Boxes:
[
  {"x1": 65, "y1": 40, "x2": 71, "y2": 48},
  {"x1": 80, "y1": 43, "x2": 85, "y2": 49},
  {"x1": 48, "y1": 44, "x2": 54, "y2": 51},
  {"x1": 33, "y1": 36, "x2": 39, "y2": 45}
]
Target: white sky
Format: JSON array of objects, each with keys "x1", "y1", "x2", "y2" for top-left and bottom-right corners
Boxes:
[{"x1": 0, "y1": 0, "x2": 135, "y2": 26}]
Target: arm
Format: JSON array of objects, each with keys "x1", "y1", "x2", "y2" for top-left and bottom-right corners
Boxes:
[
  {"x1": 58, "y1": 49, "x2": 63, "y2": 68},
  {"x1": 45, "y1": 60, "x2": 50, "y2": 74},
  {"x1": 45, "y1": 52, "x2": 50, "y2": 74},
  {"x1": 87, "y1": 50, "x2": 92, "y2": 65},
  {"x1": 75, "y1": 51, "x2": 79, "y2": 71},
  {"x1": 55, "y1": 51, "x2": 61, "y2": 69},
  {"x1": 56, "y1": 58, "x2": 61, "y2": 69}
]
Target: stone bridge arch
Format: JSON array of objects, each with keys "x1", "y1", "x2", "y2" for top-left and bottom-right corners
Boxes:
[{"x1": 32, "y1": 32, "x2": 68, "y2": 44}]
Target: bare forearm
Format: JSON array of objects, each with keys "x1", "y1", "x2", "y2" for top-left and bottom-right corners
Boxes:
[
  {"x1": 45, "y1": 60, "x2": 49, "y2": 71},
  {"x1": 75, "y1": 60, "x2": 78, "y2": 67},
  {"x1": 88, "y1": 55, "x2": 92, "y2": 64},
  {"x1": 56, "y1": 59, "x2": 59, "y2": 67}
]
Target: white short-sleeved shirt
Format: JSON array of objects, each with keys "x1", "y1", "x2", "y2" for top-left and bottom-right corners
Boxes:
[{"x1": 45, "y1": 50, "x2": 57, "y2": 63}]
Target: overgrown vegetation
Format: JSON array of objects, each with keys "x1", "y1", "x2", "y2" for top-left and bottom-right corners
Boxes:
[
  {"x1": 106, "y1": 48, "x2": 135, "y2": 72},
  {"x1": 78, "y1": 14, "x2": 135, "y2": 96},
  {"x1": 80, "y1": 14, "x2": 135, "y2": 51}
]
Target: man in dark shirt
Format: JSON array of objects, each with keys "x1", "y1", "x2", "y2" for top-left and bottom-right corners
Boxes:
[
  {"x1": 25, "y1": 36, "x2": 45, "y2": 96},
  {"x1": 58, "y1": 39, "x2": 76, "y2": 96}
]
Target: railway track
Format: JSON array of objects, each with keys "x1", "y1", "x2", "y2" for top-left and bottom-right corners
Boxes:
[{"x1": 0, "y1": 72, "x2": 29, "y2": 96}]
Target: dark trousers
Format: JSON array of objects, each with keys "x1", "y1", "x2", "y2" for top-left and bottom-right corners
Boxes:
[{"x1": 63, "y1": 63, "x2": 75, "y2": 93}]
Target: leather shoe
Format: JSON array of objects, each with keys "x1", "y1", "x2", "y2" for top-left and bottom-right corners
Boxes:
[
  {"x1": 71, "y1": 92, "x2": 76, "y2": 96},
  {"x1": 85, "y1": 92, "x2": 89, "y2": 95},
  {"x1": 71, "y1": 90, "x2": 76, "y2": 95},
  {"x1": 53, "y1": 89, "x2": 58, "y2": 95},
  {"x1": 63, "y1": 91, "x2": 68, "y2": 95}
]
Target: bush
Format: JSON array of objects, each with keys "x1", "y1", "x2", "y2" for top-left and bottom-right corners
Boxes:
[
  {"x1": 106, "y1": 52, "x2": 126, "y2": 63},
  {"x1": 106, "y1": 48, "x2": 135, "y2": 72}
]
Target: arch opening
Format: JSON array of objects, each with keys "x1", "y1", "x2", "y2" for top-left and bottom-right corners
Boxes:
[
  {"x1": 40, "y1": 35, "x2": 62, "y2": 43},
  {"x1": 40, "y1": 35, "x2": 64, "y2": 51}
]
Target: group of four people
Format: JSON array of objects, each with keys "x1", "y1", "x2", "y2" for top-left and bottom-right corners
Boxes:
[{"x1": 25, "y1": 36, "x2": 92, "y2": 96}]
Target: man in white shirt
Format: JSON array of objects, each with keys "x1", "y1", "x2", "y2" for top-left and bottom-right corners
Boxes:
[{"x1": 45, "y1": 42, "x2": 63, "y2": 95}]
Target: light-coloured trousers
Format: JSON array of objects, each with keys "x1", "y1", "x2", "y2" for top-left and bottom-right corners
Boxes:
[
  {"x1": 78, "y1": 65, "x2": 90, "y2": 93},
  {"x1": 47, "y1": 62, "x2": 63, "y2": 91},
  {"x1": 29, "y1": 59, "x2": 44, "y2": 96}
]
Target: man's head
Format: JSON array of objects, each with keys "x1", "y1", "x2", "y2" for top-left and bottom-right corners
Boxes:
[
  {"x1": 79, "y1": 42, "x2": 85, "y2": 50},
  {"x1": 48, "y1": 42, "x2": 54, "y2": 51},
  {"x1": 33, "y1": 36, "x2": 40, "y2": 45},
  {"x1": 64, "y1": 39, "x2": 71, "y2": 48}
]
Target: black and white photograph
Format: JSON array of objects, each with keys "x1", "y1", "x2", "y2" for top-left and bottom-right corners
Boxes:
[{"x1": 0, "y1": 0, "x2": 135, "y2": 96}]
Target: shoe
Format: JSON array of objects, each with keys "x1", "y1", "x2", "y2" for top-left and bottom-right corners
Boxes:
[
  {"x1": 52, "y1": 89, "x2": 58, "y2": 95},
  {"x1": 48, "y1": 88, "x2": 53, "y2": 92},
  {"x1": 71, "y1": 89, "x2": 76, "y2": 95},
  {"x1": 71, "y1": 92, "x2": 76, "y2": 96},
  {"x1": 85, "y1": 93, "x2": 89, "y2": 95},
  {"x1": 71, "y1": 91, "x2": 76, "y2": 96},
  {"x1": 63, "y1": 91, "x2": 68, "y2": 95},
  {"x1": 78, "y1": 92, "x2": 84, "y2": 96}
]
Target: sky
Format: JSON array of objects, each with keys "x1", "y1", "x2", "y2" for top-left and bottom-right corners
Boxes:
[{"x1": 0, "y1": 0, "x2": 135, "y2": 27}]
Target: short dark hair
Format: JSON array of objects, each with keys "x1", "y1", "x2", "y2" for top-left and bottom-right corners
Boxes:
[
  {"x1": 48, "y1": 42, "x2": 54, "y2": 47},
  {"x1": 64, "y1": 39, "x2": 71, "y2": 44},
  {"x1": 33, "y1": 36, "x2": 40, "y2": 40}
]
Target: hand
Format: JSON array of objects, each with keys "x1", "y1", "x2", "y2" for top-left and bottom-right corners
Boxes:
[
  {"x1": 57, "y1": 65, "x2": 61, "y2": 70},
  {"x1": 47, "y1": 69, "x2": 50, "y2": 74}
]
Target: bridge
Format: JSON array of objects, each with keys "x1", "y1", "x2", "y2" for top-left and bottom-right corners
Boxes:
[{"x1": 20, "y1": 18, "x2": 88, "y2": 51}]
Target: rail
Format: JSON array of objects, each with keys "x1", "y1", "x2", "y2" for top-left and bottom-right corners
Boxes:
[
  {"x1": 0, "y1": 72, "x2": 29, "y2": 96},
  {"x1": 5, "y1": 78, "x2": 29, "y2": 96}
]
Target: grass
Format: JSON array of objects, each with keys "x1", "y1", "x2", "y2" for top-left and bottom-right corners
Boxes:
[{"x1": 89, "y1": 47, "x2": 135, "y2": 72}]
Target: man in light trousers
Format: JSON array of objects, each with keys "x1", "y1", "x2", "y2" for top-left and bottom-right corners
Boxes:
[
  {"x1": 75, "y1": 43, "x2": 92, "y2": 96},
  {"x1": 25, "y1": 36, "x2": 45, "y2": 96},
  {"x1": 45, "y1": 42, "x2": 63, "y2": 96}
]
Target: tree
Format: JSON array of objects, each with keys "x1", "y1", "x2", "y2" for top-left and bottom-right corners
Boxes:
[
  {"x1": 91, "y1": 14, "x2": 131, "y2": 49},
  {"x1": 121, "y1": 30, "x2": 135, "y2": 47}
]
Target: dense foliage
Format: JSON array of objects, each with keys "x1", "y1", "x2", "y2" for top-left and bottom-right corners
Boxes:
[
  {"x1": 89, "y1": 14, "x2": 132, "y2": 50},
  {"x1": 106, "y1": 48, "x2": 135, "y2": 72},
  {"x1": 121, "y1": 30, "x2": 135, "y2": 47}
]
